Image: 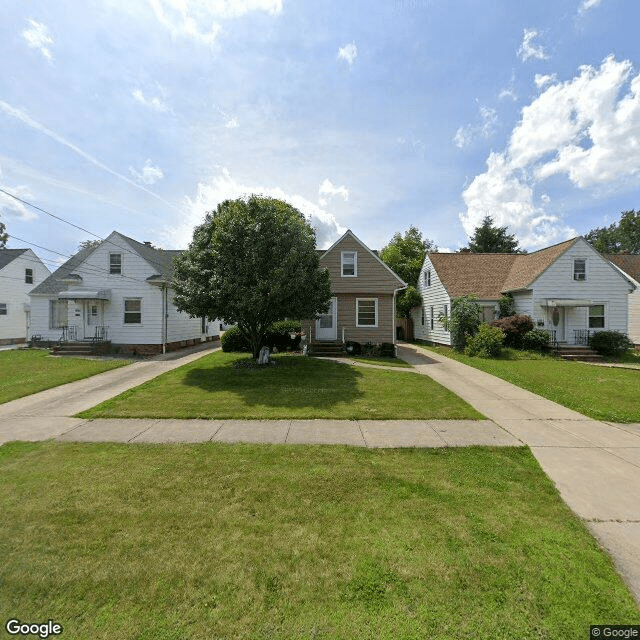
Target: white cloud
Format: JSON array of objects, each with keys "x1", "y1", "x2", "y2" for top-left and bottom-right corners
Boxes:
[
  {"x1": 338, "y1": 42, "x2": 358, "y2": 66},
  {"x1": 132, "y1": 88, "x2": 171, "y2": 113},
  {"x1": 534, "y1": 73, "x2": 557, "y2": 89},
  {"x1": 453, "y1": 104, "x2": 497, "y2": 149},
  {"x1": 167, "y1": 168, "x2": 347, "y2": 249},
  {"x1": 0, "y1": 99, "x2": 179, "y2": 211},
  {"x1": 148, "y1": 0, "x2": 282, "y2": 45},
  {"x1": 0, "y1": 172, "x2": 37, "y2": 220},
  {"x1": 130, "y1": 159, "x2": 164, "y2": 185},
  {"x1": 461, "y1": 56, "x2": 640, "y2": 248},
  {"x1": 215, "y1": 106, "x2": 239, "y2": 128},
  {"x1": 318, "y1": 178, "x2": 349, "y2": 202},
  {"x1": 22, "y1": 19, "x2": 54, "y2": 61},
  {"x1": 578, "y1": 0, "x2": 602, "y2": 15},
  {"x1": 517, "y1": 28, "x2": 549, "y2": 62}
]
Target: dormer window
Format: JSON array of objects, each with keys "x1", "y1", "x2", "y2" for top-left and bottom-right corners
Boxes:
[
  {"x1": 341, "y1": 251, "x2": 357, "y2": 277},
  {"x1": 110, "y1": 253, "x2": 122, "y2": 274},
  {"x1": 573, "y1": 259, "x2": 586, "y2": 281}
]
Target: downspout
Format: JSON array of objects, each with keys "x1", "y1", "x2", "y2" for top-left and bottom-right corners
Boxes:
[
  {"x1": 393, "y1": 286, "x2": 407, "y2": 348},
  {"x1": 162, "y1": 283, "x2": 168, "y2": 355}
]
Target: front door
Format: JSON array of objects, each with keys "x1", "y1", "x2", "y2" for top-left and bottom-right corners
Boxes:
[
  {"x1": 83, "y1": 301, "x2": 100, "y2": 340},
  {"x1": 316, "y1": 297, "x2": 337, "y2": 341},
  {"x1": 550, "y1": 306, "x2": 565, "y2": 342}
]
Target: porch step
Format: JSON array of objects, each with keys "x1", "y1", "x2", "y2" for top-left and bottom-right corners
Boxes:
[
  {"x1": 50, "y1": 341, "x2": 111, "y2": 357},
  {"x1": 555, "y1": 345, "x2": 604, "y2": 362},
  {"x1": 309, "y1": 341, "x2": 344, "y2": 357}
]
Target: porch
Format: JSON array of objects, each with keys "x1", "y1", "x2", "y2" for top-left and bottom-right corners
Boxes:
[{"x1": 51, "y1": 324, "x2": 110, "y2": 356}]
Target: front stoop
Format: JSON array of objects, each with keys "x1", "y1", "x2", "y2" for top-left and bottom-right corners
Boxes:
[
  {"x1": 555, "y1": 345, "x2": 603, "y2": 362},
  {"x1": 51, "y1": 341, "x2": 111, "y2": 357},
  {"x1": 309, "y1": 341, "x2": 344, "y2": 357}
]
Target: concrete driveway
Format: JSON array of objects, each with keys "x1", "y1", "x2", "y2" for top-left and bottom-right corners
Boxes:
[{"x1": 398, "y1": 343, "x2": 640, "y2": 604}]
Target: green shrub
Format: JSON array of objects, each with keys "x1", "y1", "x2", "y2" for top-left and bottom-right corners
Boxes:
[
  {"x1": 588, "y1": 330, "x2": 633, "y2": 357},
  {"x1": 220, "y1": 326, "x2": 250, "y2": 352},
  {"x1": 498, "y1": 294, "x2": 515, "y2": 318},
  {"x1": 522, "y1": 328, "x2": 551, "y2": 353},
  {"x1": 491, "y1": 315, "x2": 534, "y2": 349},
  {"x1": 264, "y1": 320, "x2": 302, "y2": 352},
  {"x1": 379, "y1": 343, "x2": 396, "y2": 357},
  {"x1": 464, "y1": 323, "x2": 504, "y2": 358},
  {"x1": 345, "y1": 340, "x2": 362, "y2": 356},
  {"x1": 442, "y1": 295, "x2": 482, "y2": 350}
]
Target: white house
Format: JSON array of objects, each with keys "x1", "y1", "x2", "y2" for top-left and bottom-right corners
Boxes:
[
  {"x1": 605, "y1": 254, "x2": 640, "y2": 347},
  {"x1": 412, "y1": 237, "x2": 636, "y2": 346},
  {"x1": 29, "y1": 231, "x2": 220, "y2": 355},
  {"x1": 0, "y1": 248, "x2": 50, "y2": 345}
]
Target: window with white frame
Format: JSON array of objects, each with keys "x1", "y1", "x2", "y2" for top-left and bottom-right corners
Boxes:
[
  {"x1": 356, "y1": 298, "x2": 377, "y2": 326},
  {"x1": 110, "y1": 253, "x2": 122, "y2": 274},
  {"x1": 0, "y1": 303, "x2": 7, "y2": 316},
  {"x1": 341, "y1": 251, "x2": 357, "y2": 277},
  {"x1": 421, "y1": 307, "x2": 424, "y2": 326},
  {"x1": 124, "y1": 299, "x2": 142, "y2": 324},
  {"x1": 588, "y1": 304, "x2": 605, "y2": 329},
  {"x1": 430, "y1": 306, "x2": 434, "y2": 330},
  {"x1": 443, "y1": 303, "x2": 448, "y2": 319},
  {"x1": 49, "y1": 300, "x2": 68, "y2": 328},
  {"x1": 424, "y1": 269, "x2": 431, "y2": 286},
  {"x1": 25, "y1": 268, "x2": 33, "y2": 284},
  {"x1": 573, "y1": 259, "x2": 586, "y2": 281}
]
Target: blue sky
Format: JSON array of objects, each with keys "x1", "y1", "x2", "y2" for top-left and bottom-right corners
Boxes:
[{"x1": 1, "y1": 0, "x2": 639, "y2": 270}]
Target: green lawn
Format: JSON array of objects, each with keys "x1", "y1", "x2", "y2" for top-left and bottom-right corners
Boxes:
[
  {"x1": 0, "y1": 349, "x2": 132, "y2": 405},
  {"x1": 422, "y1": 345, "x2": 640, "y2": 423},
  {"x1": 78, "y1": 351, "x2": 482, "y2": 420},
  {"x1": 1, "y1": 442, "x2": 637, "y2": 640}
]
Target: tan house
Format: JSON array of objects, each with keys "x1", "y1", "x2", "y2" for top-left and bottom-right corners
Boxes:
[{"x1": 308, "y1": 230, "x2": 406, "y2": 346}]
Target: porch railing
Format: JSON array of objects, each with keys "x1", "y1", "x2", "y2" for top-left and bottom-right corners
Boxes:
[
  {"x1": 59, "y1": 325, "x2": 77, "y2": 343},
  {"x1": 91, "y1": 325, "x2": 109, "y2": 343},
  {"x1": 574, "y1": 329, "x2": 596, "y2": 346}
]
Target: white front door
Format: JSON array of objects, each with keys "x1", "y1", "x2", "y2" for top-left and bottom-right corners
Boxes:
[
  {"x1": 316, "y1": 297, "x2": 337, "y2": 341},
  {"x1": 83, "y1": 301, "x2": 100, "y2": 340},
  {"x1": 549, "y1": 306, "x2": 565, "y2": 342}
]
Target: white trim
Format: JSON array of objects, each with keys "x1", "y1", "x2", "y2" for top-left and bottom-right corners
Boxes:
[
  {"x1": 109, "y1": 252, "x2": 123, "y2": 275},
  {"x1": 356, "y1": 297, "x2": 378, "y2": 328},
  {"x1": 573, "y1": 257, "x2": 587, "y2": 282},
  {"x1": 341, "y1": 251, "x2": 357, "y2": 277},
  {"x1": 588, "y1": 302, "x2": 607, "y2": 329},
  {"x1": 316, "y1": 296, "x2": 338, "y2": 340},
  {"x1": 123, "y1": 297, "x2": 142, "y2": 325}
]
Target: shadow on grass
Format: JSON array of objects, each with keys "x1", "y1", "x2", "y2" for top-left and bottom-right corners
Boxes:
[{"x1": 182, "y1": 354, "x2": 365, "y2": 411}]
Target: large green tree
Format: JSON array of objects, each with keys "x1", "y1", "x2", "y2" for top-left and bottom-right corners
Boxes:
[
  {"x1": 380, "y1": 226, "x2": 436, "y2": 318},
  {"x1": 585, "y1": 209, "x2": 640, "y2": 254},
  {"x1": 0, "y1": 219, "x2": 7, "y2": 248},
  {"x1": 173, "y1": 195, "x2": 331, "y2": 359},
  {"x1": 463, "y1": 215, "x2": 522, "y2": 253}
]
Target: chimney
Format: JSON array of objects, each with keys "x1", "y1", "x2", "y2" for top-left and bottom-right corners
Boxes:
[{"x1": 143, "y1": 241, "x2": 152, "y2": 247}]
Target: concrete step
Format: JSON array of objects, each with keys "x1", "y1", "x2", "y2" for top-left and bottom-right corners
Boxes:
[
  {"x1": 555, "y1": 346, "x2": 603, "y2": 362},
  {"x1": 310, "y1": 341, "x2": 344, "y2": 356}
]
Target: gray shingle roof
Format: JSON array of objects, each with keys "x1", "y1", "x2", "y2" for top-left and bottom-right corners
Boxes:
[
  {"x1": 30, "y1": 232, "x2": 184, "y2": 296},
  {"x1": 0, "y1": 248, "x2": 28, "y2": 271}
]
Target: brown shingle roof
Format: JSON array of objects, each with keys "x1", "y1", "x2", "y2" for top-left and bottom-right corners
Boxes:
[
  {"x1": 429, "y1": 237, "x2": 578, "y2": 299},
  {"x1": 604, "y1": 254, "x2": 640, "y2": 282}
]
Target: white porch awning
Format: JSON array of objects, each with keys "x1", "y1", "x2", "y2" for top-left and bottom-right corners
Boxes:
[
  {"x1": 58, "y1": 289, "x2": 111, "y2": 301},
  {"x1": 543, "y1": 299, "x2": 593, "y2": 308}
]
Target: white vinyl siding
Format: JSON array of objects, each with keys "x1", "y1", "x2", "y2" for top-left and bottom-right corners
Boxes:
[
  {"x1": 356, "y1": 298, "x2": 378, "y2": 327},
  {"x1": 527, "y1": 239, "x2": 629, "y2": 339},
  {"x1": 341, "y1": 251, "x2": 357, "y2": 277}
]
